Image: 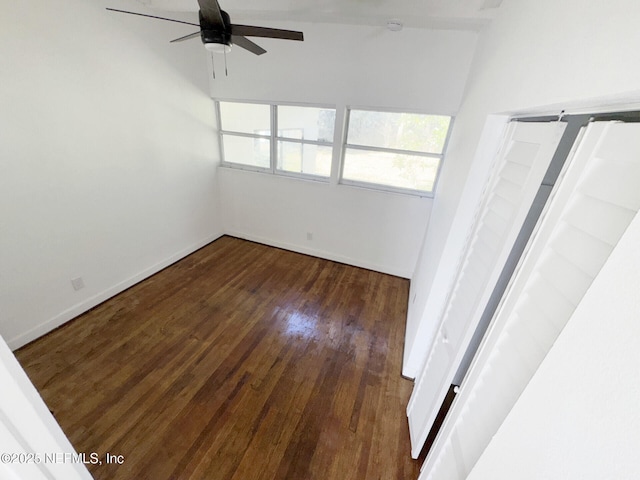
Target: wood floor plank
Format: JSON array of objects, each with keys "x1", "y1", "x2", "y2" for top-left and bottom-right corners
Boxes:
[{"x1": 16, "y1": 236, "x2": 421, "y2": 479}]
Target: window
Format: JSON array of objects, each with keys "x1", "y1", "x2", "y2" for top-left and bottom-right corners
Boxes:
[
  {"x1": 218, "y1": 102, "x2": 271, "y2": 169},
  {"x1": 341, "y1": 109, "x2": 451, "y2": 194},
  {"x1": 276, "y1": 106, "x2": 335, "y2": 178},
  {"x1": 217, "y1": 101, "x2": 451, "y2": 196},
  {"x1": 217, "y1": 101, "x2": 336, "y2": 178}
]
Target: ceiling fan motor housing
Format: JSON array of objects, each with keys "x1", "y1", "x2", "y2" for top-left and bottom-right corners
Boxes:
[{"x1": 200, "y1": 10, "x2": 231, "y2": 46}]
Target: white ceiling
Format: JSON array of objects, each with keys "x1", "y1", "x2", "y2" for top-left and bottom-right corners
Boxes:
[{"x1": 135, "y1": 0, "x2": 503, "y2": 30}]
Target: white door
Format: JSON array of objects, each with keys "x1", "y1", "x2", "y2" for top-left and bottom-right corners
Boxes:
[
  {"x1": 0, "y1": 336, "x2": 92, "y2": 479},
  {"x1": 420, "y1": 120, "x2": 640, "y2": 479},
  {"x1": 407, "y1": 120, "x2": 566, "y2": 458}
]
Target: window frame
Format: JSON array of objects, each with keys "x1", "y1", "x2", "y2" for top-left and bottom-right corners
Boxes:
[
  {"x1": 216, "y1": 99, "x2": 336, "y2": 181},
  {"x1": 215, "y1": 100, "x2": 454, "y2": 197},
  {"x1": 216, "y1": 99, "x2": 272, "y2": 173},
  {"x1": 339, "y1": 106, "x2": 453, "y2": 197}
]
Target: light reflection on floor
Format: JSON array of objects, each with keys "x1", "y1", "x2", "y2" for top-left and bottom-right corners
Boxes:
[{"x1": 283, "y1": 309, "x2": 319, "y2": 339}]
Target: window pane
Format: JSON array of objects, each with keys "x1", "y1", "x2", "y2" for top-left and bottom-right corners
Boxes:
[
  {"x1": 347, "y1": 110, "x2": 450, "y2": 154},
  {"x1": 219, "y1": 101, "x2": 271, "y2": 134},
  {"x1": 222, "y1": 134, "x2": 270, "y2": 169},
  {"x1": 277, "y1": 141, "x2": 332, "y2": 177},
  {"x1": 278, "y1": 106, "x2": 336, "y2": 142},
  {"x1": 278, "y1": 128, "x2": 304, "y2": 140},
  {"x1": 342, "y1": 148, "x2": 440, "y2": 192}
]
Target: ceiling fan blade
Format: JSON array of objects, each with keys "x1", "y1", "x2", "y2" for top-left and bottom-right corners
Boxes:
[
  {"x1": 231, "y1": 35, "x2": 267, "y2": 55},
  {"x1": 106, "y1": 8, "x2": 199, "y2": 27},
  {"x1": 170, "y1": 31, "x2": 201, "y2": 43},
  {"x1": 230, "y1": 25, "x2": 304, "y2": 41},
  {"x1": 197, "y1": 0, "x2": 225, "y2": 29}
]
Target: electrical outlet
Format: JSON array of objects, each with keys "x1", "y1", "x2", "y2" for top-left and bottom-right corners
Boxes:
[
  {"x1": 306, "y1": 232, "x2": 313, "y2": 241},
  {"x1": 71, "y1": 277, "x2": 85, "y2": 291}
]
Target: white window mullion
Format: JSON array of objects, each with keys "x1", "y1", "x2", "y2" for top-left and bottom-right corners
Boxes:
[
  {"x1": 215, "y1": 101, "x2": 224, "y2": 163},
  {"x1": 331, "y1": 105, "x2": 348, "y2": 186},
  {"x1": 270, "y1": 104, "x2": 277, "y2": 174}
]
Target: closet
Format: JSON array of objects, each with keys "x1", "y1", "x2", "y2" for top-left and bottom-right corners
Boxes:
[{"x1": 408, "y1": 114, "x2": 640, "y2": 478}]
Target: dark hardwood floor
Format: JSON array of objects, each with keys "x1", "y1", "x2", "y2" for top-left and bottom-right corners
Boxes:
[{"x1": 16, "y1": 236, "x2": 421, "y2": 479}]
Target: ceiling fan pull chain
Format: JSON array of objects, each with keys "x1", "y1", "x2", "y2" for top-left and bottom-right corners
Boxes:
[
  {"x1": 211, "y1": 52, "x2": 216, "y2": 79},
  {"x1": 224, "y1": 47, "x2": 228, "y2": 76}
]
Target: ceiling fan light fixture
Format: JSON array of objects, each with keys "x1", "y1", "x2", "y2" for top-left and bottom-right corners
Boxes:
[{"x1": 205, "y1": 42, "x2": 232, "y2": 54}]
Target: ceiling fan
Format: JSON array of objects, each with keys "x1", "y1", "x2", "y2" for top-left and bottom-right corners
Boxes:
[{"x1": 106, "y1": 0, "x2": 304, "y2": 56}]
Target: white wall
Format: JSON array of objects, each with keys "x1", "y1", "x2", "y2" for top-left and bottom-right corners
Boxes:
[
  {"x1": 220, "y1": 168, "x2": 429, "y2": 277},
  {"x1": 467, "y1": 211, "x2": 640, "y2": 479},
  {"x1": 210, "y1": 22, "x2": 478, "y2": 278},
  {"x1": 404, "y1": 0, "x2": 640, "y2": 376},
  {"x1": 0, "y1": 0, "x2": 222, "y2": 348},
  {"x1": 209, "y1": 22, "x2": 477, "y2": 112}
]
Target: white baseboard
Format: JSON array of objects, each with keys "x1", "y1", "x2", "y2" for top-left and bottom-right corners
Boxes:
[
  {"x1": 8, "y1": 232, "x2": 224, "y2": 350},
  {"x1": 224, "y1": 229, "x2": 412, "y2": 279}
]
